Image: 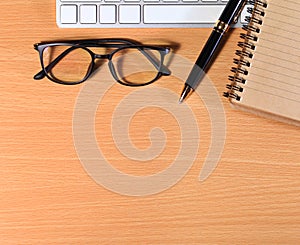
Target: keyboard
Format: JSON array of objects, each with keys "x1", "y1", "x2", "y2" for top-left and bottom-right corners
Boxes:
[{"x1": 56, "y1": 0, "x2": 251, "y2": 28}]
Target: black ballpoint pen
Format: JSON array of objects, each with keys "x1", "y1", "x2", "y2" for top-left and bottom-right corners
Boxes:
[{"x1": 179, "y1": 0, "x2": 247, "y2": 103}]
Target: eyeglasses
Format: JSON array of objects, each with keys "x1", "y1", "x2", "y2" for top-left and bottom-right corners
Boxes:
[{"x1": 34, "y1": 38, "x2": 171, "y2": 86}]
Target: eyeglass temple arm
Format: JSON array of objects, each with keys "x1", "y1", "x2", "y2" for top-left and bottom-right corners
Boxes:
[
  {"x1": 138, "y1": 48, "x2": 171, "y2": 76},
  {"x1": 100, "y1": 38, "x2": 171, "y2": 75},
  {"x1": 34, "y1": 47, "x2": 75, "y2": 80}
]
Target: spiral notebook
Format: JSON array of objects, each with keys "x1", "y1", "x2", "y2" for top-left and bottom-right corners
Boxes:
[{"x1": 224, "y1": 0, "x2": 300, "y2": 126}]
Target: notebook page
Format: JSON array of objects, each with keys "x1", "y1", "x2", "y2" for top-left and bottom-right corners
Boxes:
[{"x1": 232, "y1": 0, "x2": 300, "y2": 124}]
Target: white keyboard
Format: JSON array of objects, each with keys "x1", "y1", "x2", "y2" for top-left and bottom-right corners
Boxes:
[{"x1": 56, "y1": 0, "x2": 251, "y2": 28}]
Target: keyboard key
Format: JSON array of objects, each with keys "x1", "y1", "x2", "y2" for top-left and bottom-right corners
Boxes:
[
  {"x1": 241, "y1": 4, "x2": 251, "y2": 23},
  {"x1": 80, "y1": 5, "x2": 97, "y2": 23},
  {"x1": 61, "y1": 0, "x2": 100, "y2": 1},
  {"x1": 60, "y1": 5, "x2": 77, "y2": 24},
  {"x1": 100, "y1": 5, "x2": 116, "y2": 23},
  {"x1": 119, "y1": 5, "x2": 141, "y2": 24},
  {"x1": 144, "y1": 5, "x2": 224, "y2": 24},
  {"x1": 182, "y1": 0, "x2": 199, "y2": 2}
]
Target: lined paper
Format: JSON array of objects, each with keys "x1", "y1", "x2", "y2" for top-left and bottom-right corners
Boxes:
[{"x1": 232, "y1": 0, "x2": 300, "y2": 125}]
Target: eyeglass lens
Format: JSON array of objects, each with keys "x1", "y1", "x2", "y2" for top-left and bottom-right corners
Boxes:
[
  {"x1": 42, "y1": 45, "x2": 163, "y2": 85},
  {"x1": 110, "y1": 47, "x2": 162, "y2": 86},
  {"x1": 42, "y1": 45, "x2": 93, "y2": 84}
]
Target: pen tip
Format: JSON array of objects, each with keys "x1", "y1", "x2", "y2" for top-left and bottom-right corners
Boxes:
[
  {"x1": 178, "y1": 96, "x2": 184, "y2": 104},
  {"x1": 179, "y1": 85, "x2": 192, "y2": 103}
]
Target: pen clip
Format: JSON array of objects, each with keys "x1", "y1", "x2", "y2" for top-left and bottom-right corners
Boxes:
[{"x1": 233, "y1": 1, "x2": 247, "y2": 24}]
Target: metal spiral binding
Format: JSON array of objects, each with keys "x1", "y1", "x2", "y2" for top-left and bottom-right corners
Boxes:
[{"x1": 223, "y1": 0, "x2": 268, "y2": 101}]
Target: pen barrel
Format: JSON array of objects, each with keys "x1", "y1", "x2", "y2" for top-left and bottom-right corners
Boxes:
[
  {"x1": 219, "y1": 0, "x2": 247, "y2": 24},
  {"x1": 186, "y1": 30, "x2": 223, "y2": 89},
  {"x1": 182, "y1": 0, "x2": 247, "y2": 100}
]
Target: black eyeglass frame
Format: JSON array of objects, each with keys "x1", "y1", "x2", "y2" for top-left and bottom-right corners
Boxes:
[{"x1": 34, "y1": 38, "x2": 171, "y2": 86}]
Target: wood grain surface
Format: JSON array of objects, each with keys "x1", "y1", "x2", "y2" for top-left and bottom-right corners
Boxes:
[{"x1": 0, "y1": 1, "x2": 299, "y2": 244}]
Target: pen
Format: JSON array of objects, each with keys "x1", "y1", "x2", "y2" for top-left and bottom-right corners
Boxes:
[{"x1": 179, "y1": 0, "x2": 247, "y2": 103}]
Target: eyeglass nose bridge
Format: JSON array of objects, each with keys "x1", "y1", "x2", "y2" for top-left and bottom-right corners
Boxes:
[{"x1": 94, "y1": 54, "x2": 111, "y2": 59}]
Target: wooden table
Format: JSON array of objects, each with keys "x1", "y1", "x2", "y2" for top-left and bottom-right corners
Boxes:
[{"x1": 1, "y1": 1, "x2": 299, "y2": 243}]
